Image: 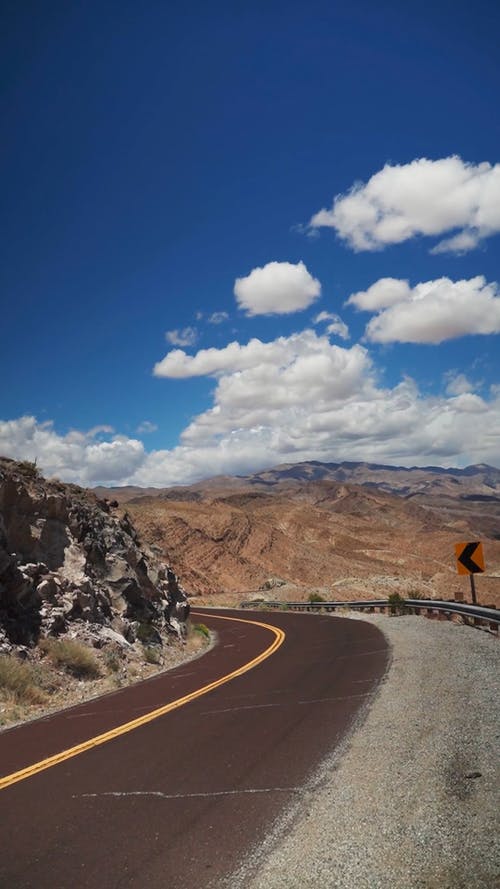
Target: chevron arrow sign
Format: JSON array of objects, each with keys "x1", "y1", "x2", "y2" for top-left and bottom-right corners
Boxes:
[{"x1": 454, "y1": 541, "x2": 485, "y2": 575}]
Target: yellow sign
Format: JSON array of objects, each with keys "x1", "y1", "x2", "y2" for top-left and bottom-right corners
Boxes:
[{"x1": 454, "y1": 541, "x2": 485, "y2": 575}]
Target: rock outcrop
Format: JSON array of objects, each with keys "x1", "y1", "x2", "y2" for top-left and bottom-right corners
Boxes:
[{"x1": 0, "y1": 458, "x2": 189, "y2": 653}]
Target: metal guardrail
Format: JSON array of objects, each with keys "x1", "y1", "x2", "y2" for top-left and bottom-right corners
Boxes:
[{"x1": 240, "y1": 597, "x2": 500, "y2": 632}]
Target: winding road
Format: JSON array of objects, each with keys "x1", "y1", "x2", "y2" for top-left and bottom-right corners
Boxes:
[{"x1": 0, "y1": 609, "x2": 388, "y2": 888}]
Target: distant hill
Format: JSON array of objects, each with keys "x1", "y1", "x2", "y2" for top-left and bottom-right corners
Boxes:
[
  {"x1": 95, "y1": 460, "x2": 500, "y2": 501},
  {"x1": 92, "y1": 485, "x2": 163, "y2": 503},
  {"x1": 105, "y1": 461, "x2": 500, "y2": 606},
  {"x1": 94, "y1": 460, "x2": 500, "y2": 542},
  {"x1": 235, "y1": 460, "x2": 500, "y2": 497}
]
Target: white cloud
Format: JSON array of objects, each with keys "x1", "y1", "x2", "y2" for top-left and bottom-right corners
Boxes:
[
  {"x1": 208, "y1": 311, "x2": 229, "y2": 324},
  {"x1": 165, "y1": 327, "x2": 198, "y2": 347},
  {"x1": 327, "y1": 319, "x2": 350, "y2": 340},
  {"x1": 444, "y1": 373, "x2": 475, "y2": 396},
  {"x1": 313, "y1": 311, "x2": 336, "y2": 323},
  {"x1": 446, "y1": 393, "x2": 487, "y2": 413},
  {"x1": 348, "y1": 276, "x2": 500, "y2": 344},
  {"x1": 87, "y1": 425, "x2": 115, "y2": 437},
  {"x1": 234, "y1": 261, "x2": 321, "y2": 316},
  {"x1": 178, "y1": 336, "x2": 372, "y2": 447},
  {"x1": 430, "y1": 230, "x2": 480, "y2": 255},
  {"x1": 309, "y1": 156, "x2": 500, "y2": 253},
  {"x1": 347, "y1": 278, "x2": 411, "y2": 311},
  {"x1": 136, "y1": 421, "x2": 158, "y2": 434},
  {"x1": 313, "y1": 311, "x2": 349, "y2": 338},
  {"x1": 154, "y1": 331, "x2": 332, "y2": 379}
]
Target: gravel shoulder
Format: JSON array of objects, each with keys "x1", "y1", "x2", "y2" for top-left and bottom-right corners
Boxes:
[{"x1": 229, "y1": 614, "x2": 500, "y2": 889}]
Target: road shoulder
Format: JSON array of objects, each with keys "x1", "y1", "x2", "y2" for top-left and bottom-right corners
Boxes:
[{"x1": 230, "y1": 614, "x2": 500, "y2": 889}]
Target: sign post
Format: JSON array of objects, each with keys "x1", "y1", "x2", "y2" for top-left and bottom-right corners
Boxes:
[{"x1": 454, "y1": 542, "x2": 485, "y2": 605}]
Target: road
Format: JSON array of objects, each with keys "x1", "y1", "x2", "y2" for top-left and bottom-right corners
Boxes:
[{"x1": 0, "y1": 609, "x2": 388, "y2": 888}]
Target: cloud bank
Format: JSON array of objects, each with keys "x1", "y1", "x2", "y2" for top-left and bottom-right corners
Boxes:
[
  {"x1": 0, "y1": 417, "x2": 145, "y2": 485},
  {"x1": 3, "y1": 327, "x2": 500, "y2": 486},
  {"x1": 310, "y1": 156, "x2": 500, "y2": 253}
]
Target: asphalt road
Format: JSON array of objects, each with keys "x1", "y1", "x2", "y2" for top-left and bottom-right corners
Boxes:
[{"x1": 0, "y1": 609, "x2": 388, "y2": 888}]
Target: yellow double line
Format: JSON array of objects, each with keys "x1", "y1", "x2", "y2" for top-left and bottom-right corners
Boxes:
[{"x1": 0, "y1": 613, "x2": 285, "y2": 792}]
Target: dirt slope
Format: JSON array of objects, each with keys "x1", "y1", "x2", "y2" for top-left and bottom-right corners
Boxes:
[{"x1": 126, "y1": 480, "x2": 500, "y2": 605}]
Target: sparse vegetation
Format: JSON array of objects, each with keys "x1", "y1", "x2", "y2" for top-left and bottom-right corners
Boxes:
[
  {"x1": 193, "y1": 622, "x2": 210, "y2": 640},
  {"x1": 136, "y1": 622, "x2": 161, "y2": 645},
  {"x1": 18, "y1": 459, "x2": 40, "y2": 478},
  {"x1": 143, "y1": 645, "x2": 161, "y2": 665},
  {"x1": 406, "y1": 589, "x2": 426, "y2": 600},
  {"x1": 39, "y1": 638, "x2": 101, "y2": 678},
  {"x1": 387, "y1": 592, "x2": 406, "y2": 615},
  {"x1": 308, "y1": 593, "x2": 325, "y2": 603},
  {"x1": 0, "y1": 655, "x2": 47, "y2": 704},
  {"x1": 103, "y1": 649, "x2": 121, "y2": 673}
]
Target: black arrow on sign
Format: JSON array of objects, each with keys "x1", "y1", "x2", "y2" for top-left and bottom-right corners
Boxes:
[{"x1": 458, "y1": 542, "x2": 482, "y2": 573}]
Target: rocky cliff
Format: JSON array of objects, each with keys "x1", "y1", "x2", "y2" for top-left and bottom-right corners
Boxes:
[{"x1": 0, "y1": 457, "x2": 189, "y2": 654}]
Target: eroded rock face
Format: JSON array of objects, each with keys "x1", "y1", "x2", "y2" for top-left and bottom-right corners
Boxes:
[{"x1": 0, "y1": 458, "x2": 189, "y2": 652}]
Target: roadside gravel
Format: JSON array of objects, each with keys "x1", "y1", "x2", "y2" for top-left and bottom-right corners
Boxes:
[{"x1": 230, "y1": 614, "x2": 500, "y2": 889}]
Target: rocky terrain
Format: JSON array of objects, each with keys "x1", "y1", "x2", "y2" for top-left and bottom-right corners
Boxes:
[
  {"x1": 0, "y1": 457, "x2": 196, "y2": 727},
  {"x1": 119, "y1": 466, "x2": 500, "y2": 606}
]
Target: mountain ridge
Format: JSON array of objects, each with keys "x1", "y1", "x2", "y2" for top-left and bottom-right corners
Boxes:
[{"x1": 93, "y1": 460, "x2": 500, "y2": 503}]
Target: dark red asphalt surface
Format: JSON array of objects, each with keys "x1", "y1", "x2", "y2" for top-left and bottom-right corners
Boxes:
[{"x1": 0, "y1": 609, "x2": 389, "y2": 889}]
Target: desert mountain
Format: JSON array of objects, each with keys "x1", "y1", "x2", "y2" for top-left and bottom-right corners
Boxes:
[
  {"x1": 118, "y1": 462, "x2": 500, "y2": 606},
  {"x1": 235, "y1": 461, "x2": 500, "y2": 540},
  {"x1": 94, "y1": 460, "x2": 500, "y2": 541}
]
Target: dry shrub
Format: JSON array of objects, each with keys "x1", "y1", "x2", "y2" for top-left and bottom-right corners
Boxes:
[
  {"x1": 18, "y1": 459, "x2": 40, "y2": 478},
  {"x1": 193, "y1": 622, "x2": 210, "y2": 640},
  {"x1": 407, "y1": 589, "x2": 426, "y2": 600},
  {"x1": 387, "y1": 592, "x2": 407, "y2": 615},
  {"x1": 143, "y1": 645, "x2": 161, "y2": 665},
  {"x1": 103, "y1": 649, "x2": 121, "y2": 673},
  {"x1": 308, "y1": 593, "x2": 325, "y2": 603},
  {"x1": 39, "y1": 638, "x2": 101, "y2": 678},
  {"x1": 0, "y1": 655, "x2": 47, "y2": 704}
]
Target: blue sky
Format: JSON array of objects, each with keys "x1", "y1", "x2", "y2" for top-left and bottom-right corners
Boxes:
[{"x1": 1, "y1": 0, "x2": 499, "y2": 485}]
